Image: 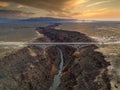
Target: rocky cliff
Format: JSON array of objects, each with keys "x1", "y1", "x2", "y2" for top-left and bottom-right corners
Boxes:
[
  {"x1": 0, "y1": 45, "x2": 61, "y2": 90},
  {"x1": 57, "y1": 45, "x2": 110, "y2": 90}
]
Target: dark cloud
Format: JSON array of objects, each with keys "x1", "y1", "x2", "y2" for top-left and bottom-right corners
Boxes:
[
  {"x1": 0, "y1": 0, "x2": 88, "y2": 18},
  {"x1": 0, "y1": 0, "x2": 86, "y2": 12},
  {"x1": 0, "y1": 9, "x2": 35, "y2": 18}
]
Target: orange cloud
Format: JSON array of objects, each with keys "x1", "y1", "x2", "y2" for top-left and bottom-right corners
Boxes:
[
  {"x1": 53, "y1": 8, "x2": 120, "y2": 20},
  {"x1": 90, "y1": 10, "x2": 120, "y2": 19},
  {"x1": 86, "y1": 0, "x2": 113, "y2": 7},
  {"x1": 69, "y1": 8, "x2": 120, "y2": 19},
  {"x1": 17, "y1": 4, "x2": 25, "y2": 8},
  {"x1": 0, "y1": 1, "x2": 9, "y2": 7}
]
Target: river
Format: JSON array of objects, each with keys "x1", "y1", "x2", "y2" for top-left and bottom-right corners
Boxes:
[{"x1": 50, "y1": 48, "x2": 64, "y2": 90}]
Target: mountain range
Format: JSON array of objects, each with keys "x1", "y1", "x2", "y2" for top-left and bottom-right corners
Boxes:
[{"x1": 0, "y1": 17, "x2": 77, "y2": 23}]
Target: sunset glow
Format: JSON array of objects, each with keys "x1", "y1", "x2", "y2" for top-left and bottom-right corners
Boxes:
[{"x1": 0, "y1": 0, "x2": 120, "y2": 20}]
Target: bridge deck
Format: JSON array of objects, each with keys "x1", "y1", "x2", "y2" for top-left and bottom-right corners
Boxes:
[{"x1": 0, "y1": 42, "x2": 120, "y2": 45}]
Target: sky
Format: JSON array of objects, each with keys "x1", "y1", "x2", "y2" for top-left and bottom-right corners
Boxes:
[{"x1": 0, "y1": 0, "x2": 120, "y2": 20}]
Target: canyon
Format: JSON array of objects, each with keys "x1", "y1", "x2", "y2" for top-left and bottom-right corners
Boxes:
[{"x1": 0, "y1": 23, "x2": 111, "y2": 90}]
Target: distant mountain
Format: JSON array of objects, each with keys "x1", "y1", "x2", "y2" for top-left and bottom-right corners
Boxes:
[
  {"x1": 0, "y1": 18, "x2": 19, "y2": 23},
  {"x1": 21, "y1": 17, "x2": 77, "y2": 22},
  {"x1": 0, "y1": 17, "x2": 119, "y2": 23},
  {"x1": 0, "y1": 17, "x2": 77, "y2": 23}
]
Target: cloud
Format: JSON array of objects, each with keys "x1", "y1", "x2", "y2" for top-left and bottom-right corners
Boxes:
[
  {"x1": 94, "y1": 9, "x2": 120, "y2": 19},
  {"x1": 0, "y1": 0, "x2": 89, "y2": 18},
  {"x1": 17, "y1": 4, "x2": 25, "y2": 8},
  {"x1": 52, "y1": 8, "x2": 120, "y2": 20},
  {"x1": 81, "y1": 8, "x2": 120, "y2": 19},
  {"x1": 0, "y1": 0, "x2": 119, "y2": 20},
  {"x1": 86, "y1": 0, "x2": 113, "y2": 7},
  {"x1": 82, "y1": 8, "x2": 108, "y2": 17},
  {"x1": 0, "y1": 1, "x2": 9, "y2": 7},
  {"x1": 0, "y1": 9, "x2": 36, "y2": 18},
  {"x1": 0, "y1": 0, "x2": 88, "y2": 12}
]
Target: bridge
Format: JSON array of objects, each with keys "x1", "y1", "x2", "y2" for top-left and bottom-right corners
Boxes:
[
  {"x1": 0, "y1": 41, "x2": 120, "y2": 49},
  {"x1": 0, "y1": 41, "x2": 120, "y2": 57}
]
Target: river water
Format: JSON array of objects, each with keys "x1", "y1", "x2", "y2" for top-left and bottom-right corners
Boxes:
[{"x1": 50, "y1": 48, "x2": 64, "y2": 90}]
